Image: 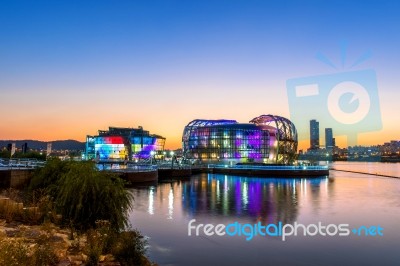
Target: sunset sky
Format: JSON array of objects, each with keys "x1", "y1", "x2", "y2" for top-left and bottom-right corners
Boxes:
[{"x1": 1, "y1": 0, "x2": 399, "y2": 150}]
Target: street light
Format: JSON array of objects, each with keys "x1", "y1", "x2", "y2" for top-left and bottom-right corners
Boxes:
[{"x1": 150, "y1": 151, "x2": 155, "y2": 165}]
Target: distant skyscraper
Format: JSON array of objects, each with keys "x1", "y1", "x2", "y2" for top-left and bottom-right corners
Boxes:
[
  {"x1": 310, "y1": 119, "x2": 320, "y2": 150},
  {"x1": 21, "y1": 142, "x2": 28, "y2": 154},
  {"x1": 325, "y1": 128, "x2": 333, "y2": 150}
]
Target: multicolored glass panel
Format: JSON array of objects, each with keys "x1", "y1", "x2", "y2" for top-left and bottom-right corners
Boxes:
[{"x1": 184, "y1": 124, "x2": 272, "y2": 162}]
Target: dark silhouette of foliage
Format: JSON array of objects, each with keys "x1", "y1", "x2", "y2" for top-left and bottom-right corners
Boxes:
[
  {"x1": 55, "y1": 162, "x2": 133, "y2": 232},
  {"x1": 29, "y1": 160, "x2": 133, "y2": 233},
  {"x1": 28, "y1": 158, "x2": 70, "y2": 199},
  {"x1": 5, "y1": 160, "x2": 148, "y2": 265},
  {"x1": 112, "y1": 229, "x2": 148, "y2": 266}
]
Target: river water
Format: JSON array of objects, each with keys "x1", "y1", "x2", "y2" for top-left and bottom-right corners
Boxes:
[{"x1": 128, "y1": 162, "x2": 400, "y2": 266}]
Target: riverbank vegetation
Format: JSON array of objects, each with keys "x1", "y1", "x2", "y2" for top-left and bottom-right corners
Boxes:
[{"x1": 0, "y1": 159, "x2": 155, "y2": 266}]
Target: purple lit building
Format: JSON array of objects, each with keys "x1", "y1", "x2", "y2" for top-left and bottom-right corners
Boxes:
[{"x1": 182, "y1": 115, "x2": 298, "y2": 165}]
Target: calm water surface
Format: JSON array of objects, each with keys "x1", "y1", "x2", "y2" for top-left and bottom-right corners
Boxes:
[
  {"x1": 129, "y1": 162, "x2": 400, "y2": 266},
  {"x1": 332, "y1": 161, "x2": 400, "y2": 177}
]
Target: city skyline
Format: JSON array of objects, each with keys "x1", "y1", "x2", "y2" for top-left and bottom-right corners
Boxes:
[{"x1": 1, "y1": 1, "x2": 400, "y2": 150}]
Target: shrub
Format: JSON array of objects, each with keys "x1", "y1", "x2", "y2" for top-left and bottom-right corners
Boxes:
[
  {"x1": 0, "y1": 198, "x2": 22, "y2": 223},
  {"x1": 112, "y1": 229, "x2": 148, "y2": 266},
  {"x1": 85, "y1": 229, "x2": 104, "y2": 266},
  {"x1": 1, "y1": 188, "x2": 23, "y2": 202},
  {"x1": 0, "y1": 238, "x2": 30, "y2": 266},
  {"x1": 95, "y1": 220, "x2": 119, "y2": 254},
  {"x1": 32, "y1": 233, "x2": 59, "y2": 266}
]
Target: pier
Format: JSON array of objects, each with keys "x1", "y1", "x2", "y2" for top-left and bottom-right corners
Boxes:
[
  {"x1": 0, "y1": 159, "x2": 331, "y2": 189},
  {"x1": 204, "y1": 164, "x2": 329, "y2": 177}
]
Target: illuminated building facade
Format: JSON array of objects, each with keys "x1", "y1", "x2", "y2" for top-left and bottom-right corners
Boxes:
[
  {"x1": 85, "y1": 127, "x2": 165, "y2": 161},
  {"x1": 182, "y1": 114, "x2": 298, "y2": 165}
]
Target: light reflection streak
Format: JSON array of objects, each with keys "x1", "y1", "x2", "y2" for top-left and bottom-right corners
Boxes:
[
  {"x1": 242, "y1": 182, "x2": 248, "y2": 206},
  {"x1": 168, "y1": 187, "x2": 173, "y2": 219},
  {"x1": 223, "y1": 175, "x2": 228, "y2": 214},
  {"x1": 216, "y1": 180, "x2": 220, "y2": 203},
  {"x1": 148, "y1": 188, "x2": 154, "y2": 215}
]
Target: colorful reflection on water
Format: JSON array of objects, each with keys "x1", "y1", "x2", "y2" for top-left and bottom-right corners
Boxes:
[
  {"x1": 180, "y1": 175, "x2": 329, "y2": 225},
  {"x1": 129, "y1": 170, "x2": 400, "y2": 266}
]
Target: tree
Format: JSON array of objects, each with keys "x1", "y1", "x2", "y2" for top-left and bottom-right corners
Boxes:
[
  {"x1": 29, "y1": 158, "x2": 70, "y2": 199},
  {"x1": 56, "y1": 162, "x2": 133, "y2": 232}
]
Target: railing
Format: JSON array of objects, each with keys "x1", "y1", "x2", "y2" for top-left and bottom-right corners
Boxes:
[
  {"x1": 0, "y1": 158, "x2": 46, "y2": 170},
  {"x1": 207, "y1": 164, "x2": 329, "y2": 171},
  {"x1": 97, "y1": 164, "x2": 158, "y2": 172},
  {"x1": 157, "y1": 163, "x2": 191, "y2": 170}
]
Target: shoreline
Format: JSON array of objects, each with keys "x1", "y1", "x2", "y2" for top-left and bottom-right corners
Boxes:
[{"x1": 0, "y1": 218, "x2": 157, "y2": 266}]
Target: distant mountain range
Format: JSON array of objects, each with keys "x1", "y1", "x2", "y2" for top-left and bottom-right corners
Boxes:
[{"x1": 0, "y1": 140, "x2": 85, "y2": 151}]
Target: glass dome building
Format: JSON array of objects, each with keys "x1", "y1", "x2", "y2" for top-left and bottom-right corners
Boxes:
[{"x1": 182, "y1": 114, "x2": 298, "y2": 165}]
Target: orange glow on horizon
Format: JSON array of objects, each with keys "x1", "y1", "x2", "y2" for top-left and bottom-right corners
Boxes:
[
  {"x1": 1, "y1": 119, "x2": 397, "y2": 151},
  {"x1": 0, "y1": 85, "x2": 398, "y2": 151}
]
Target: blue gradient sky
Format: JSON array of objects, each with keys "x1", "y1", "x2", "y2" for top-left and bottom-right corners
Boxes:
[{"x1": 0, "y1": 0, "x2": 399, "y2": 149}]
